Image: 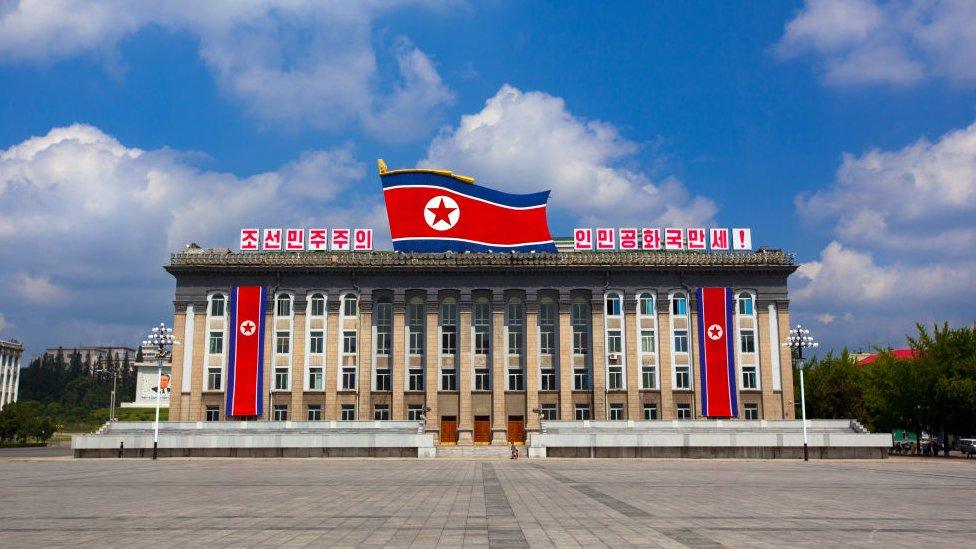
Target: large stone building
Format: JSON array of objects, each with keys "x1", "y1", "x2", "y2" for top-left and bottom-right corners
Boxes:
[
  {"x1": 0, "y1": 339, "x2": 24, "y2": 411},
  {"x1": 166, "y1": 248, "x2": 797, "y2": 445}
]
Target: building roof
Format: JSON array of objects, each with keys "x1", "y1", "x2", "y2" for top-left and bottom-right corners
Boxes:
[{"x1": 857, "y1": 349, "x2": 918, "y2": 365}]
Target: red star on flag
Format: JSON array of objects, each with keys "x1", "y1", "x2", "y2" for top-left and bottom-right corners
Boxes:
[{"x1": 427, "y1": 198, "x2": 456, "y2": 226}]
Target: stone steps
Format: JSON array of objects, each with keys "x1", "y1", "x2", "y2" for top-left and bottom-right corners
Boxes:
[{"x1": 435, "y1": 445, "x2": 514, "y2": 459}]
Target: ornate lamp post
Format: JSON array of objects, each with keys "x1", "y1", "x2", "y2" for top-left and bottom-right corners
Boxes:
[
  {"x1": 143, "y1": 322, "x2": 177, "y2": 460},
  {"x1": 785, "y1": 324, "x2": 818, "y2": 461}
]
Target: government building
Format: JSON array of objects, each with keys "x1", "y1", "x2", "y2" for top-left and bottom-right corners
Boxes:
[{"x1": 165, "y1": 247, "x2": 798, "y2": 446}]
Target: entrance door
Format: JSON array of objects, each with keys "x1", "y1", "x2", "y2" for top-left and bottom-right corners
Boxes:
[
  {"x1": 474, "y1": 416, "x2": 491, "y2": 444},
  {"x1": 507, "y1": 415, "x2": 525, "y2": 444},
  {"x1": 441, "y1": 416, "x2": 458, "y2": 445}
]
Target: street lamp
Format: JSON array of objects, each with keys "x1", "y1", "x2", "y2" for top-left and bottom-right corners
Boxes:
[
  {"x1": 785, "y1": 324, "x2": 819, "y2": 462},
  {"x1": 94, "y1": 362, "x2": 119, "y2": 422},
  {"x1": 143, "y1": 322, "x2": 177, "y2": 460}
]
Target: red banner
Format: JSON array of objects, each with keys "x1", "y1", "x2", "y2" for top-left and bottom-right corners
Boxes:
[
  {"x1": 226, "y1": 286, "x2": 266, "y2": 417},
  {"x1": 696, "y1": 287, "x2": 738, "y2": 417}
]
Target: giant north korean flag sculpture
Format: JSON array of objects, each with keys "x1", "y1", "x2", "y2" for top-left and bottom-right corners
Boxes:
[
  {"x1": 378, "y1": 160, "x2": 557, "y2": 253},
  {"x1": 226, "y1": 285, "x2": 267, "y2": 417},
  {"x1": 696, "y1": 287, "x2": 739, "y2": 417}
]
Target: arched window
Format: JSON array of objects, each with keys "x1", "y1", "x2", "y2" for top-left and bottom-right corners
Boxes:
[
  {"x1": 407, "y1": 297, "x2": 425, "y2": 355},
  {"x1": 506, "y1": 299, "x2": 524, "y2": 355},
  {"x1": 342, "y1": 293, "x2": 358, "y2": 317},
  {"x1": 473, "y1": 298, "x2": 490, "y2": 355},
  {"x1": 276, "y1": 293, "x2": 292, "y2": 317},
  {"x1": 210, "y1": 294, "x2": 226, "y2": 317},
  {"x1": 669, "y1": 291, "x2": 691, "y2": 390},
  {"x1": 309, "y1": 293, "x2": 325, "y2": 317}
]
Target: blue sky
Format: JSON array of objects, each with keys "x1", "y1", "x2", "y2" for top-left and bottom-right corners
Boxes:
[{"x1": 1, "y1": 0, "x2": 975, "y2": 356}]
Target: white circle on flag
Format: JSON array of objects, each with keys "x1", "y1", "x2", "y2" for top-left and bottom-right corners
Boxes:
[
  {"x1": 707, "y1": 324, "x2": 723, "y2": 341},
  {"x1": 240, "y1": 320, "x2": 256, "y2": 336},
  {"x1": 423, "y1": 195, "x2": 460, "y2": 231}
]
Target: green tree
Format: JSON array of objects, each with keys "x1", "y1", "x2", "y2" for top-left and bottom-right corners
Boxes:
[{"x1": 800, "y1": 350, "x2": 867, "y2": 423}]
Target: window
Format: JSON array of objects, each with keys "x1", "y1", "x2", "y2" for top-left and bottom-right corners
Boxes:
[
  {"x1": 205, "y1": 405, "x2": 220, "y2": 421},
  {"x1": 307, "y1": 404, "x2": 322, "y2": 421},
  {"x1": 309, "y1": 331, "x2": 324, "y2": 354},
  {"x1": 641, "y1": 365, "x2": 657, "y2": 389},
  {"x1": 507, "y1": 301, "x2": 523, "y2": 354},
  {"x1": 643, "y1": 404, "x2": 658, "y2": 420},
  {"x1": 742, "y1": 366, "x2": 758, "y2": 389},
  {"x1": 640, "y1": 330, "x2": 656, "y2": 353},
  {"x1": 474, "y1": 368, "x2": 490, "y2": 391},
  {"x1": 341, "y1": 367, "x2": 356, "y2": 390},
  {"x1": 474, "y1": 300, "x2": 490, "y2": 355},
  {"x1": 605, "y1": 293, "x2": 622, "y2": 316},
  {"x1": 573, "y1": 367, "x2": 589, "y2": 390},
  {"x1": 274, "y1": 367, "x2": 289, "y2": 390},
  {"x1": 744, "y1": 403, "x2": 759, "y2": 420},
  {"x1": 540, "y1": 369, "x2": 556, "y2": 391},
  {"x1": 308, "y1": 367, "x2": 323, "y2": 390},
  {"x1": 375, "y1": 369, "x2": 391, "y2": 391},
  {"x1": 440, "y1": 301, "x2": 457, "y2": 355},
  {"x1": 309, "y1": 293, "x2": 325, "y2": 316},
  {"x1": 673, "y1": 330, "x2": 688, "y2": 353},
  {"x1": 276, "y1": 295, "x2": 292, "y2": 317},
  {"x1": 607, "y1": 330, "x2": 622, "y2": 353},
  {"x1": 208, "y1": 331, "x2": 223, "y2": 355},
  {"x1": 671, "y1": 295, "x2": 687, "y2": 315},
  {"x1": 676, "y1": 404, "x2": 692, "y2": 420},
  {"x1": 609, "y1": 403, "x2": 624, "y2": 420},
  {"x1": 374, "y1": 404, "x2": 390, "y2": 420},
  {"x1": 342, "y1": 330, "x2": 357, "y2": 354},
  {"x1": 375, "y1": 299, "x2": 392, "y2": 355},
  {"x1": 276, "y1": 331, "x2": 290, "y2": 354},
  {"x1": 207, "y1": 367, "x2": 222, "y2": 391},
  {"x1": 540, "y1": 301, "x2": 556, "y2": 355},
  {"x1": 574, "y1": 404, "x2": 591, "y2": 420},
  {"x1": 540, "y1": 404, "x2": 557, "y2": 420},
  {"x1": 210, "y1": 295, "x2": 225, "y2": 317},
  {"x1": 407, "y1": 404, "x2": 424, "y2": 421},
  {"x1": 737, "y1": 295, "x2": 754, "y2": 316},
  {"x1": 408, "y1": 300, "x2": 425, "y2": 355},
  {"x1": 342, "y1": 294, "x2": 357, "y2": 317},
  {"x1": 639, "y1": 294, "x2": 654, "y2": 316},
  {"x1": 608, "y1": 366, "x2": 623, "y2": 390},
  {"x1": 572, "y1": 301, "x2": 589, "y2": 354},
  {"x1": 340, "y1": 404, "x2": 355, "y2": 421},
  {"x1": 441, "y1": 368, "x2": 457, "y2": 390},
  {"x1": 740, "y1": 330, "x2": 756, "y2": 353},
  {"x1": 273, "y1": 404, "x2": 288, "y2": 421},
  {"x1": 675, "y1": 366, "x2": 691, "y2": 389},
  {"x1": 508, "y1": 368, "x2": 524, "y2": 390},
  {"x1": 408, "y1": 368, "x2": 424, "y2": 391}
]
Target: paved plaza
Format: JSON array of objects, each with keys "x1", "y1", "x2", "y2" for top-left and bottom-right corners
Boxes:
[{"x1": 0, "y1": 457, "x2": 974, "y2": 547}]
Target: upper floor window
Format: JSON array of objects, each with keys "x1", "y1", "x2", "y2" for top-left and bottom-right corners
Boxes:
[
  {"x1": 474, "y1": 299, "x2": 490, "y2": 355},
  {"x1": 440, "y1": 300, "x2": 457, "y2": 355},
  {"x1": 605, "y1": 294, "x2": 622, "y2": 316},
  {"x1": 210, "y1": 294, "x2": 226, "y2": 317},
  {"x1": 540, "y1": 300, "x2": 556, "y2": 355},
  {"x1": 375, "y1": 298, "x2": 392, "y2": 355},
  {"x1": 276, "y1": 294, "x2": 292, "y2": 317},
  {"x1": 342, "y1": 294, "x2": 358, "y2": 317},
  {"x1": 638, "y1": 294, "x2": 654, "y2": 316},
  {"x1": 506, "y1": 300, "x2": 523, "y2": 355},
  {"x1": 671, "y1": 294, "x2": 688, "y2": 316},
  {"x1": 737, "y1": 293, "x2": 754, "y2": 316},
  {"x1": 571, "y1": 300, "x2": 589, "y2": 354},
  {"x1": 407, "y1": 299, "x2": 425, "y2": 355},
  {"x1": 309, "y1": 293, "x2": 325, "y2": 316}
]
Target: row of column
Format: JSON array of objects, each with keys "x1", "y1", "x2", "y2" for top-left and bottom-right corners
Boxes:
[{"x1": 0, "y1": 346, "x2": 23, "y2": 411}]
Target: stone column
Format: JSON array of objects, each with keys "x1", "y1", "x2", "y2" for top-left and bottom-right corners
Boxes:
[
  {"x1": 357, "y1": 296, "x2": 373, "y2": 420},
  {"x1": 262, "y1": 305, "x2": 273, "y2": 420},
  {"x1": 490, "y1": 296, "x2": 507, "y2": 445},
  {"x1": 457, "y1": 293, "x2": 474, "y2": 445},
  {"x1": 778, "y1": 303, "x2": 796, "y2": 419},
  {"x1": 324, "y1": 295, "x2": 341, "y2": 420},
  {"x1": 169, "y1": 308, "x2": 187, "y2": 421},
  {"x1": 391, "y1": 291, "x2": 407, "y2": 420},
  {"x1": 290, "y1": 300, "x2": 307, "y2": 419},
  {"x1": 624, "y1": 293, "x2": 641, "y2": 420},
  {"x1": 657, "y1": 300, "x2": 675, "y2": 420},
  {"x1": 188, "y1": 300, "x2": 208, "y2": 421},
  {"x1": 0, "y1": 350, "x2": 8, "y2": 409},
  {"x1": 756, "y1": 302, "x2": 777, "y2": 419},
  {"x1": 525, "y1": 292, "x2": 541, "y2": 432},
  {"x1": 12, "y1": 353, "x2": 20, "y2": 404},
  {"x1": 590, "y1": 295, "x2": 607, "y2": 420},
  {"x1": 423, "y1": 295, "x2": 440, "y2": 441},
  {"x1": 689, "y1": 294, "x2": 702, "y2": 419},
  {"x1": 557, "y1": 293, "x2": 574, "y2": 420}
]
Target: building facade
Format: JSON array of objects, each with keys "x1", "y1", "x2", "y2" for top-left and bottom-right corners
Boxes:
[
  {"x1": 0, "y1": 339, "x2": 24, "y2": 411},
  {"x1": 166, "y1": 248, "x2": 797, "y2": 444}
]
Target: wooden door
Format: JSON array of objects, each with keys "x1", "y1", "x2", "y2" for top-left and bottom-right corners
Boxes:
[
  {"x1": 440, "y1": 417, "x2": 457, "y2": 445},
  {"x1": 507, "y1": 416, "x2": 525, "y2": 444},
  {"x1": 474, "y1": 416, "x2": 491, "y2": 444}
]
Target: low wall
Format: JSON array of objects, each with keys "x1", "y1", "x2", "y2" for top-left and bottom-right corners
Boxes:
[{"x1": 545, "y1": 446, "x2": 888, "y2": 459}]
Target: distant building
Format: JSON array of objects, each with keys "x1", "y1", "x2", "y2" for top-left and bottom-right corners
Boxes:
[
  {"x1": 43, "y1": 346, "x2": 137, "y2": 365},
  {"x1": 1, "y1": 339, "x2": 24, "y2": 411},
  {"x1": 857, "y1": 349, "x2": 917, "y2": 366},
  {"x1": 122, "y1": 344, "x2": 171, "y2": 408}
]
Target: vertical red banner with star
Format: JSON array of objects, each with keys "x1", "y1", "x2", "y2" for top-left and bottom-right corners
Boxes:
[
  {"x1": 696, "y1": 287, "x2": 738, "y2": 417},
  {"x1": 226, "y1": 286, "x2": 267, "y2": 417}
]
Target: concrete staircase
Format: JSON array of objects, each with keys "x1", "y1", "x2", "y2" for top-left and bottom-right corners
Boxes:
[{"x1": 435, "y1": 445, "x2": 513, "y2": 459}]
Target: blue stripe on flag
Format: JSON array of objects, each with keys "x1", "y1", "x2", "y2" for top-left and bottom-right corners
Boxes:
[
  {"x1": 393, "y1": 238, "x2": 557, "y2": 253},
  {"x1": 381, "y1": 171, "x2": 550, "y2": 208},
  {"x1": 724, "y1": 287, "x2": 738, "y2": 417},
  {"x1": 696, "y1": 288, "x2": 708, "y2": 417}
]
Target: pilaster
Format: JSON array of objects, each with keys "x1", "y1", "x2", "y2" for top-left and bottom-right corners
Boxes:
[
  {"x1": 657, "y1": 301, "x2": 675, "y2": 420},
  {"x1": 457, "y1": 293, "x2": 473, "y2": 445},
  {"x1": 490, "y1": 296, "x2": 507, "y2": 445},
  {"x1": 524, "y1": 293, "x2": 541, "y2": 432},
  {"x1": 624, "y1": 294, "x2": 640, "y2": 420},
  {"x1": 590, "y1": 295, "x2": 607, "y2": 420},
  {"x1": 557, "y1": 294, "x2": 574, "y2": 420},
  {"x1": 424, "y1": 296, "x2": 440, "y2": 441},
  {"x1": 391, "y1": 291, "x2": 406, "y2": 420},
  {"x1": 324, "y1": 296, "x2": 340, "y2": 420},
  {"x1": 357, "y1": 297, "x2": 373, "y2": 420}
]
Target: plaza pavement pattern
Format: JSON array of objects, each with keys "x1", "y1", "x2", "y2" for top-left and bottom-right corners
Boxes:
[{"x1": 0, "y1": 456, "x2": 973, "y2": 547}]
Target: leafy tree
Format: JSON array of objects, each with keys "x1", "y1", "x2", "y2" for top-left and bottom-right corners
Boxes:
[{"x1": 800, "y1": 350, "x2": 867, "y2": 424}]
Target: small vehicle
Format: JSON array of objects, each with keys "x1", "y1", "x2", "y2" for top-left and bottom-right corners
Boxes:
[{"x1": 959, "y1": 439, "x2": 976, "y2": 458}]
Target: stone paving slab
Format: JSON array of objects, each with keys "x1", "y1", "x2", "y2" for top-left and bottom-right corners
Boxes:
[{"x1": 0, "y1": 457, "x2": 974, "y2": 547}]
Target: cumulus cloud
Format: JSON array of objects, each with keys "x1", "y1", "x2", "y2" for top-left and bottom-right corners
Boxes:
[
  {"x1": 775, "y1": 0, "x2": 976, "y2": 86},
  {"x1": 422, "y1": 85, "x2": 717, "y2": 227},
  {"x1": 0, "y1": 124, "x2": 385, "y2": 350},
  {"x1": 0, "y1": 1, "x2": 454, "y2": 139}
]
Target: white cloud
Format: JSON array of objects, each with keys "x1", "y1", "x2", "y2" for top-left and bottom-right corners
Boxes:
[
  {"x1": 422, "y1": 85, "x2": 717, "y2": 227},
  {"x1": 0, "y1": 1, "x2": 455, "y2": 139},
  {"x1": 0, "y1": 123, "x2": 385, "y2": 350},
  {"x1": 775, "y1": 0, "x2": 976, "y2": 86}
]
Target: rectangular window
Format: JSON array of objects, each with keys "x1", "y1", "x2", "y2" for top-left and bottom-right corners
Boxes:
[
  {"x1": 675, "y1": 366, "x2": 691, "y2": 389},
  {"x1": 474, "y1": 328, "x2": 490, "y2": 355},
  {"x1": 309, "y1": 295, "x2": 325, "y2": 316},
  {"x1": 373, "y1": 404, "x2": 390, "y2": 421},
  {"x1": 508, "y1": 368, "x2": 524, "y2": 390},
  {"x1": 276, "y1": 297, "x2": 291, "y2": 317},
  {"x1": 639, "y1": 296, "x2": 654, "y2": 316},
  {"x1": 540, "y1": 369, "x2": 556, "y2": 391},
  {"x1": 273, "y1": 404, "x2": 288, "y2": 421},
  {"x1": 441, "y1": 368, "x2": 457, "y2": 391},
  {"x1": 274, "y1": 367, "x2": 289, "y2": 390},
  {"x1": 573, "y1": 367, "x2": 589, "y2": 390},
  {"x1": 408, "y1": 301, "x2": 425, "y2": 354},
  {"x1": 341, "y1": 367, "x2": 356, "y2": 390},
  {"x1": 376, "y1": 331, "x2": 391, "y2": 356},
  {"x1": 672, "y1": 297, "x2": 687, "y2": 315},
  {"x1": 744, "y1": 403, "x2": 759, "y2": 420},
  {"x1": 205, "y1": 405, "x2": 220, "y2": 422},
  {"x1": 441, "y1": 326, "x2": 457, "y2": 355},
  {"x1": 207, "y1": 367, "x2": 222, "y2": 391},
  {"x1": 742, "y1": 366, "x2": 758, "y2": 389},
  {"x1": 407, "y1": 404, "x2": 424, "y2": 421},
  {"x1": 609, "y1": 403, "x2": 624, "y2": 420},
  {"x1": 342, "y1": 330, "x2": 357, "y2": 354},
  {"x1": 309, "y1": 331, "x2": 324, "y2": 354},
  {"x1": 474, "y1": 301, "x2": 490, "y2": 355},
  {"x1": 643, "y1": 404, "x2": 658, "y2": 420},
  {"x1": 607, "y1": 366, "x2": 623, "y2": 390},
  {"x1": 474, "y1": 369, "x2": 490, "y2": 391},
  {"x1": 738, "y1": 297, "x2": 753, "y2": 316},
  {"x1": 540, "y1": 328, "x2": 555, "y2": 355},
  {"x1": 343, "y1": 296, "x2": 357, "y2": 317},
  {"x1": 210, "y1": 296, "x2": 225, "y2": 317},
  {"x1": 208, "y1": 331, "x2": 223, "y2": 355},
  {"x1": 673, "y1": 330, "x2": 688, "y2": 353},
  {"x1": 676, "y1": 404, "x2": 692, "y2": 420},
  {"x1": 540, "y1": 404, "x2": 557, "y2": 420},
  {"x1": 409, "y1": 330, "x2": 424, "y2": 355},
  {"x1": 276, "y1": 331, "x2": 290, "y2": 354},
  {"x1": 606, "y1": 330, "x2": 622, "y2": 354},
  {"x1": 508, "y1": 329, "x2": 523, "y2": 355},
  {"x1": 740, "y1": 330, "x2": 756, "y2": 353},
  {"x1": 605, "y1": 296, "x2": 621, "y2": 316},
  {"x1": 408, "y1": 368, "x2": 424, "y2": 391},
  {"x1": 308, "y1": 367, "x2": 323, "y2": 390},
  {"x1": 640, "y1": 330, "x2": 656, "y2": 353},
  {"x1": 340, "y1": 404, "x2": 355, "y2": 421},
  {"x1": 307, "y1": 404, "x2": 322, "y2": 421},
  {"x1": 572, "y1": 302, "x2": 589, "y2": 354},
  {"x1": 574, "y1": 404, "x2": 591, "y2": 421},
  {"x1": 641, "y1": 365, "x2": 656, "y2": 389},
  {"x1": 375, "y1": 369, "x2": 391, "y2": 391},
  {"x1": 573, "y1": 329, "x2": 588, "y2": 355}
]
